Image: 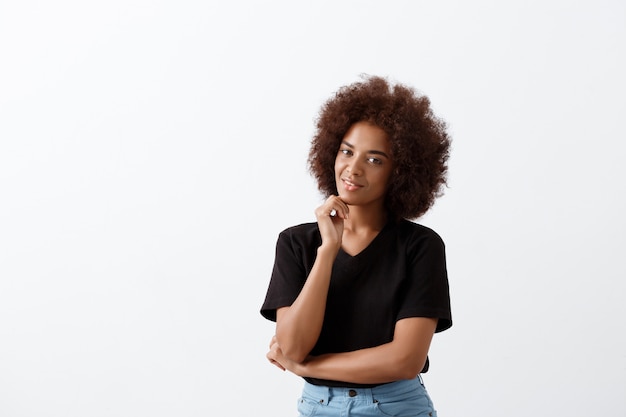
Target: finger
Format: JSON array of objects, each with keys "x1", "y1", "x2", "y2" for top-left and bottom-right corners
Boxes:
[
  {"x1": 266, "y1": 352, "x2": 286, "y2": 371},
  {"x1": 320, "y1": 196, "x2": 349, "y2": 219},
  {"x1": 268, "y1": 335, "x2": 277, "y2": 349},
  {"x1": 271, "y1": 360, "x2": 285, "y2": 371},
  {"x1": 329, "y1": 196, "x2": 349, "y2": 219}
]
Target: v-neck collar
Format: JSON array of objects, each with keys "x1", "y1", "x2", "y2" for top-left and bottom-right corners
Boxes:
[{"x1": 336, "y1": 219, "x2": 394, "y2": 261}]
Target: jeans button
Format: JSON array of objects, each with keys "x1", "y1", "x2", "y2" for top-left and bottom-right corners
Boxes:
[{"x1": 348, "y1": 389, "x2": 357, "y2": 397}]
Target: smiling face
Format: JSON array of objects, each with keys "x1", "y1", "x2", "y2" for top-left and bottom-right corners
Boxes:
[{"x1": 334, "y1": 121, "x2": 394, "y2": 210}]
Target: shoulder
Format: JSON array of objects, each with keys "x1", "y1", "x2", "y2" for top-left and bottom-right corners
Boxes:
[
  {"x1": 276, "y1": 222, "x2": 321, "y2": 248},
  {"x1": 279, "y1": 222, "x2": 319, "y2": 238},
  {"x1": 393, "y1": 219, "x2": 445, "y2": 246},
  {"x1": 390, "y1": 219, "x2": 446, "y2": 260},
  {"x1": 273, "y1": 222, "x2": 322, "y2": 266}
]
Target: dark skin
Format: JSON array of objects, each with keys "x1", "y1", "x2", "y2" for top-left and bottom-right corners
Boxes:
[{"x1": 266, "y1": 122, "x2": 438, "y2": 385}]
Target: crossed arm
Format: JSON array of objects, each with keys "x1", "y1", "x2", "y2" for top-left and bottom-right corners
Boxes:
[
  {"x1": 266, "y1": 243, "x2": 438, "y2": 385},
  {"x1": 266, "y1": 199, "x2": 438, "y2": 384},
  {"x1": 268, "y1": 308, "x2": 437, "y2": 385}
]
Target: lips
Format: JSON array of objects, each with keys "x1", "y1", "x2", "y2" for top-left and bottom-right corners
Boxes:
[{"x1": 342, "y1": 178, "x2": 363, "y2": 191}]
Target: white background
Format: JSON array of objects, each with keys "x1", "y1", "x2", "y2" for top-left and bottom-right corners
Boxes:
[{"x1": 1, "y1": 1, "x2": 625, "y2": 416}]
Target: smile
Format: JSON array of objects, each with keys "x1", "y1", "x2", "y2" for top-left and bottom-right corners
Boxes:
[{"x1": 342, "y1": 178, "x2": 363, "y2": 191}]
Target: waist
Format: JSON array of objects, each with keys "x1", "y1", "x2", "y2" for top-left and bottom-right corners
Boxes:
[
  {"x1": 302, "y1": 376, "x2": 424, "y2": 403},
  {"x1": 304, "y1": 377, "x2": 383, "y2": 388}
]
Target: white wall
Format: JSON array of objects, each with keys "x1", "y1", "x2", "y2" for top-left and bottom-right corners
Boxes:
[{"x1": 1, "y1": 1, "x2": 624, "y2": 416}]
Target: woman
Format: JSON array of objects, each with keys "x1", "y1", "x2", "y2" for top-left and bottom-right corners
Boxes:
[{"x1": 261, "y1": 75, "x2": 452, "y2": 417}]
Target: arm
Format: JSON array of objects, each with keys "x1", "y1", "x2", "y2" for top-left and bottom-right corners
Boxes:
[
  {"x1": 274, "y1": 246, "x2": 335, "y2": 362},
  {"x1": 269, "y1": 317, "x2": 438, "y2": 384},
  {"x1": 274, "y1": 196, "x2": 349, "y2": 363}
]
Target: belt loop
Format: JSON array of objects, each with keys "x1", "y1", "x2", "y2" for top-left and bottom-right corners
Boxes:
[
  {"x1": 303, "y1": 382, "x2": 331, "y2": 406},
  {"x1": 319, "y1": 386, "x2": 330, "y2": 406},
  {"x1": 417, "y1": 374, "x2": 424, "y2": 386}
]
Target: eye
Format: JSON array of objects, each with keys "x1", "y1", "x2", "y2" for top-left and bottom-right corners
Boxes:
[
  {"x1": 368, "y1": 157, "x2": 383, "y2": 165},
  {"x1": 340, "y1": 149, "x2": 353, "y2": 156}
]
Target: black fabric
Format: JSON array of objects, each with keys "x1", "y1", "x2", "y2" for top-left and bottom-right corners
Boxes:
[{"x1": 260, "y1": 219, "x2": 452, "y2": 387}]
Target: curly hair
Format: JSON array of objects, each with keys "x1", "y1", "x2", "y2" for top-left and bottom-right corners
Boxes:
[{"x1": 308, "y1": 75, "x2": 451, "y2": 220}]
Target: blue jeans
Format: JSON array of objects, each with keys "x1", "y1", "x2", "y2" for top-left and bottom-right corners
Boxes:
[{"x1": 297, "y1": 376, "x2": 437, "y2": 417}]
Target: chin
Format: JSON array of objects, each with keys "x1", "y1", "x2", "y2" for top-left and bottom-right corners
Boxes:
[{"x1": 338, "y1": 195, "x2": 358, "y2": 205}]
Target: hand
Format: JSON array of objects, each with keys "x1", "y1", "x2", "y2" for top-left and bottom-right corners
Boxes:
[
  {"x1": 314, "y1": 196, "x2": 349, "y2": 251},
  {"x1": 266, "y1": 335, "x2": 286, "y2": 371},
  {"x1": 266, "y1": 335, "x2": 303, "y2": 375}
]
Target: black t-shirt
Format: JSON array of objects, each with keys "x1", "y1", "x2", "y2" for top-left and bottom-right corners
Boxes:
[{"x1": 260, "y1": 218, "x2": 452, "y2": 387}]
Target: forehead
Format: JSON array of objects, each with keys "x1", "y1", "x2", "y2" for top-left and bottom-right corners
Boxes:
[{"x1": 343, "y1": 122, "x2": 390, "y2": 152}]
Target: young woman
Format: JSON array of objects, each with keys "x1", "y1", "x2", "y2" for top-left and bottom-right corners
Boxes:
[{"x1": 261, "y1": 75, "x2": 452, "y2": 417}]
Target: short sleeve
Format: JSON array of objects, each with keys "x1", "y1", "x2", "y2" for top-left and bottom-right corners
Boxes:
[
  {"x1": 397, "y1": 229, "x2": 452, "y2": 333},
  {"x1": 260, "y1": 229, "x2": 308, "y2": 322}
]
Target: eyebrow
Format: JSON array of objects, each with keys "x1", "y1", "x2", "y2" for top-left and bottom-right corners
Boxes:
[{"x1": 342, "y1": 141, "x2": 391, "y2": 159}]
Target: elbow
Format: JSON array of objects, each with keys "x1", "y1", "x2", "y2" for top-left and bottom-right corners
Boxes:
[
  {"x1": 274, "y1": 334, "x2": 309, "y2": 363},
  {"x1": 399, "y1": 366, "x2": 422, "y2": 381},
  {"x1": 281, "y1": 346, "x2": 308, "y2": 364},
  {"x1": 396, "y1": 354, "x2": 427, "y2": 381}
]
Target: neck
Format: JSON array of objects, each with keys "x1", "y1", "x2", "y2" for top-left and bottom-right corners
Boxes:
[{"x1": 343, "y1": 204, "x2": 388, "y2": 233}]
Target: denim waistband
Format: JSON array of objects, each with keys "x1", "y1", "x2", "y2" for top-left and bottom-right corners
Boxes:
[{"x1": 302, "y1": 376, "x2": 424, "y2": 405}]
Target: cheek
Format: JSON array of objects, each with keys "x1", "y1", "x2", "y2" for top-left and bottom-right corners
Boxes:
[{"x1": 333, "y1": 159, "x2": 343, "y2": 175}]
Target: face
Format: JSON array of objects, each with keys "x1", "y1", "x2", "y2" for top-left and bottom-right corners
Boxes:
[{"x1": 334, "y1": 121, "x2": 394, "y2": 209}]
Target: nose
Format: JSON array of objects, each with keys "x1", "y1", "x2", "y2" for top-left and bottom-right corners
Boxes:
[{"x1": 347, "y1": 158, "x2": 363, "y2": 175}]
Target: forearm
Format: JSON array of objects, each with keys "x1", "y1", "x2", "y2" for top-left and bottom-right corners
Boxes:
[
  {"x1": 296, "y1": 344, "x2": 423, "y2": 384},
  {"x1": 293, "y1": 318, "x2": 437, "y2": 384},
  {"x1": 275, "y1": 245, "x2": 337, "y2": 362}
]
